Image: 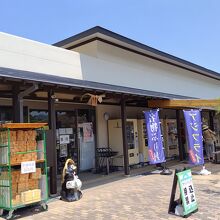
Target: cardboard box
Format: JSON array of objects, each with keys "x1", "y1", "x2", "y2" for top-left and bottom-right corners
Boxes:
[
  {"x1": 16, "y1": 154, "x2": 23, "y2": 163},
  {"x1": 28, "y1": 179, "x2": 39, "y2": 190},
  {"x1": 12, "y1": 194, "x2": 21, "y2": 206},
  {"x1": 16, "y1": 141, "x2": 26, "y2": 152},
  {"x1": 17, "y1": 182, "x2": 28, "y2": 194},
  {"x1": 10, "y1": 153, "x2": 17, "y2": 164},
  {"x1": 29, "y1": 168, "x2": 41, "y2": 180},
  {"x1": 31, "y1": 152, "x2": 37, "y2": 161},
  {"x1": 21, "y1": 190, "x2": 32, "y2": 204},
  {"x1": 21, "y1": 189, "x2": 41, "y2": 204},
  {"x1": 32, "y1": 189, "x2": 41, "y2": 202},
  {"x1": 17, "y1": 130, "x2": 24, "y2": 141},
  {"x1": 19, "y1": 173, "x2": 29, "y2": 182},
  {"x1": 10, "y1": 131, "x2": 17, "y2": 142}
]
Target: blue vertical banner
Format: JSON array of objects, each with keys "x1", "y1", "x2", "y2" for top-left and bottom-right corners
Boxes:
[
  {"x1": 183, "y1": 109, "x2": 204, "y2": 165},
  {"x1": 144, "y1": 109, "x2": 165, "y2": 164}
]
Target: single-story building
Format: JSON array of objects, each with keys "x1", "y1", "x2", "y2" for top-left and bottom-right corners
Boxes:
[{"x1": 0, "y1": 26, "x2": 219, "y2": 194}]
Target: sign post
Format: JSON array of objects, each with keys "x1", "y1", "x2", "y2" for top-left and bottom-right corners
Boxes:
[
  {"x1": 168, "y1": 168, "x2": 198, "y2": 217},
  {"x1": 177, "y1": 169, "x2": 198, "y2": 216}
]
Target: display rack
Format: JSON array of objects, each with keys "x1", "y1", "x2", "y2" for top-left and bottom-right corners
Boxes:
[{"x1": 0, "y1": 123, "x2": 49, "y2": 219}]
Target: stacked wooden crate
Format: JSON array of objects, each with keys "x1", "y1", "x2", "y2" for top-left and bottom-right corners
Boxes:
[
  {"x1": 9, "y1": 130, "x2": 37, "y2": 164},
  {"x1": 11, "y1": 168, "x2": 41, "y2": 206}
]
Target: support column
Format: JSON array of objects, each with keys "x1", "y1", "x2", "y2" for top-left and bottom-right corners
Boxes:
[
  {"x1": 209, "y1": 111, "x2": 215, "y2": 131},
  {"x1": 176, "y1": 110, "x2": 185, "y2": 161},
  {"x1": 13, "y1": 85, "x2": 23, "y2": 122},
  {"x1": 75, "y1": 109, "x2": 80, "y2": 173},
  {"x1": 48, "y1": 89, "x2": 57, "y2": 194},
  {"x1": 121, "y1": 96, "x2": 129, "y2": 175},
  {"x1": 13, "y1": 84, "x2": 38, "y2": 122}
]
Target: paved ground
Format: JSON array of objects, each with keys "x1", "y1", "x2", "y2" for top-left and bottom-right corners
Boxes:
[{"x1": 1, "y1": 162, "x2": 220, "y2": 220}]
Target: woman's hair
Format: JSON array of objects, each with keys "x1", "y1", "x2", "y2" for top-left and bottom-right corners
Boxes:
[{"x1": 61, "y1": 158, "x2": 75, "y2": 183}]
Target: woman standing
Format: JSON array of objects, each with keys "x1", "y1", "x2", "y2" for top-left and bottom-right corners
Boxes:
[{"x1": 202, "y1": 125, "x2": 216, "y2": 161}]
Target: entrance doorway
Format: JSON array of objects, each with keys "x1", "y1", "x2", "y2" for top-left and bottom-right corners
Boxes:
[
  {"x1": 29, "y1": 108, "x2": 96, "y2": 174},
  {"x1": 56, "y1": 111, "x2": 78, "y2": 174},
  {"x1": 77, "y1": 109, "x2": 96, "y2": 171}
]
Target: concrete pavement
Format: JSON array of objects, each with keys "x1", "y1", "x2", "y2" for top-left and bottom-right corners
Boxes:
[{"x1": 1, "y1": 163, "x2": 220, "y2": 220}]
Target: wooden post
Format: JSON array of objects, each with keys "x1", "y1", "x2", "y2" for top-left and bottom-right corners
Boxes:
[
  {"x1": 75, "y1": 109, "x2": 80, "y2": 173},
  {"x1": 209, "y1": 111, "x2": 215, "y2": 131},
  {"x1": 13, "y1": 85, "x2": 23, "y2": 122},
  {"x1": 48, "y1": 89, "x2": 57, "y2": 194},
  {"x1": 168, "y1": 169, "x2": 179, "y2": 214},
  {"x1": 121, "y1": 96, "x2": 130, "y2": 175},
  {"x1": 13, "y1": 84, "x2": 38, "y2": 122},
  {"x1": 176, "y1": 110, "x2": 184, "y2": 161}
]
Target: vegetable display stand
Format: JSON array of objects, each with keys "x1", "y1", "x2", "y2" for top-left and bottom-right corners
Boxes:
[{"x1": 0, "y1": 123, "x2": 49, "y2": 219}]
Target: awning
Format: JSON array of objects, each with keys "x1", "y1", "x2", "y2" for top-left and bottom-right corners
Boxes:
[{"x1": 0, "y1": 67, "x2": 191, "y2": 100}]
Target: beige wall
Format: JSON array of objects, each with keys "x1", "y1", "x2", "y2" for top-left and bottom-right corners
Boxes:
[
  {"x1": 95, "y1": 104, "x2": 181, "y2": 149},
  {"x1": 0, "y1": 32, "x2": 82, "y2": 79},
  {"x1": 73, "y1": 41, "x2": 98, "y2": 57},
  {"x1": 0, "y1": 32, "x2": 219, "y2": 100},
  {"x1": 96, "y1": 105, "x2": 148, "y2": 148},
  {"x1": 78, "y1": 41, "x2": 220, "y2": 99}
]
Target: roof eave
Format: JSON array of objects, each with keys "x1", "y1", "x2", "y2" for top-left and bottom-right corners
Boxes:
[{"x1": 53, "y1": 26, "x2": 220, "y2": 81}]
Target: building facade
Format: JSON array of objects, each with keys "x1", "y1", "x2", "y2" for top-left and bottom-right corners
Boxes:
[{"x1": 0, "y1": 27, "x2": 219, "y2": 194}]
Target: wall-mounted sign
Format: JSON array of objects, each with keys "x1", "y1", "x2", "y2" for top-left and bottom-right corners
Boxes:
[
  {"x1": 65, "y1": 128, "x2": 73, "y2": 134},
  {"x1": 83, "y1": 123, "x2": 94, "y2": 142},
  {"x1": 60, "y1": 135, "x2": 70, "y2": 144},
  {"x1": 59, "y1": 128, "x2": 66, "y2": 135},
  {"x1": 60, "y1": 144, "x2": 68, "y2": 157},
  {"x1": 21, "y1": 161, "x2": 36, "y2": 174}
]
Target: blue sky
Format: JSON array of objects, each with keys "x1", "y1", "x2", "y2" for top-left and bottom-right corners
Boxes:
[{"x1": 0, "y1": 0, "x2": 220, "y2": 73}]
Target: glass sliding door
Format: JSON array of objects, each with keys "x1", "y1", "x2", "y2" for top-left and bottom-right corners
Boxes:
[{"x1": 78, "y1": 109, "x2": 96, "y2": 171}]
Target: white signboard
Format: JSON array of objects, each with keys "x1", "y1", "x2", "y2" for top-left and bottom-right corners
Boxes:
[
  {"x1": 21, "y1": 161, "x2": 36, "y2": 174},
  {"x1": 59, "y1": 128, "x2": 66, "y2": 135},
  {"x1": 83, "y1": 123, "x2": 94, "y2": 142},
  {"x1": 66, "y1": 128, "x2": 73, "y2": 134},
  {"x1": 177, "y1": 169, "x2": 198, "y2": 215},
  {"x1": 60, "y1": 135, "x2": 70, "y2": 144},
  {"x1": 60, "y1": 144, "x2": 68, "y2": 157}
]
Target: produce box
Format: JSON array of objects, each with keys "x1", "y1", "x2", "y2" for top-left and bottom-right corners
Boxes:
[
  {"x1": 31, "y1": 152, "x2": 37, "y2": 161},
  {"x1": 12, "y1": 195, "x2": 21, "y2": 206},
  {"x1": 17, "y1": 130, "x2": 24, "y2": 141},
  {"x1": 26, "y1": 140, "x2": 37, "y2": 151},
  {"x1": 21, "y1": 189, "x2": 41, "y2": 204},
  {"x1": 12, "y1": 171, "x2": 20, "y2": 183},
  {"x1": 17, "y1": 182, "x2": 28, "y2": 194},
  {"x1": 32, "y1": 189, "x2": 41, "y2": 203},
  {"x1": 19, "y1": 173, "x2": 29, "y2": 182},
  {"x1": 28, "y1": 179, "x2": 39, "y2": 190},
  {"x1": 21, "y1": 191, "x2": 32, "y2": 204},
  {"x1": 29, "y1": 168, "x2": 41, "y2": 180},
  {"x1": 10, "y1": 131, "x2": 17, "y2": 142}
]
